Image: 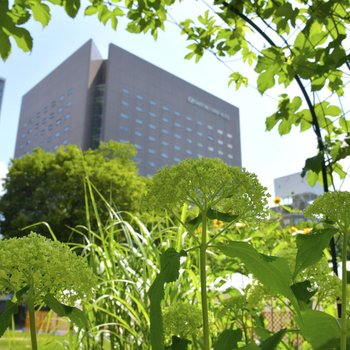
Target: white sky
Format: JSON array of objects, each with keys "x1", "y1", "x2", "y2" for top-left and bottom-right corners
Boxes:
[{"x1": 0, "y1": 2, "x2": 332, "y2": 198}]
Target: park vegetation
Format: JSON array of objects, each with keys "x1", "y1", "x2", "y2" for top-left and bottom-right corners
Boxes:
[{"x1": 1, "y1": 0, "x2": 350, "y2": 349}]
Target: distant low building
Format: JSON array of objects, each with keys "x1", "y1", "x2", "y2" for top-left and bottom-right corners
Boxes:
[{"x1": 272, "y1": 172, "x2": 323, "y2": 226}]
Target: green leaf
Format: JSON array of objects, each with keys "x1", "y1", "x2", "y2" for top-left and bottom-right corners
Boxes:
[
  {"x1": 260, "y1": 328, "x2": 287, "y2": 350},
  {"x1": 300, "y1": 310, "x2": 340, "y2": 349},
  {"x1": 43, "y1": 293, "x2": 88, "y2": 328},
  {"x1": 165, "y1": 336, "x2": 191, "y2": 350},
  {"x1": 291, "y1": 280, "x2": 316, "y2": 309},
  {"x1": 294, "y1": 228, "x2": 336, "y2": 276},
  {"x1": 186, "y1": 215, "x2": 201, "y2": 231},
  {"x1": 8, "y1": 26, "x2": 33, "y2": 53},
  {"x1": 0, "y1": 300, "x2": 18, "y2": 336},
  {"x1": 301, "y1": 153, "x2": 324, "y2": 178},
  {"x1": 0, "y1": 28, "x2": 12, "y2": 60},
  {"x1": 207, "y1": 208, "x2": 238, "y2": 223},
  {"x1": 213, "y1": 329, "x2": 242, "y2": 350},
  {"x1": 30, "y1": 1, "x2": 51, "y2": 27},
  {"x1": 149, "y1": 249, "x2": 187, "y2": 350},
  {"x1": 84, "y1": 5, "x2": 97, "y2": 15},
  {"x1": 64, "y1": 0, "x2": 80, "y2": 18},
  {"x1": 217, "y1": 241, "x2": 300, "y2": 314}
]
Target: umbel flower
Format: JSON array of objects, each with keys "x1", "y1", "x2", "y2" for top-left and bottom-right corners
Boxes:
[
  {"x1": 304, "y1": 191, "x2": 350, "y2": 230},
  {"x1": 144, "y1": 157, "x2": 269, "y2": 222},
  {"x1": 0, "y1": 233, "x2": 97, "y2": 305}
]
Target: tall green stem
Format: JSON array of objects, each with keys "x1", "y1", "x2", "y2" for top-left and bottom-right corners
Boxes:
[
  {"x1": 27, "y1": 286, "x2": 38, "y2": 350},
  {"x1": 200, "y1": 212, "x2": 210, "y2": 350},
  {"x1": 341, "y1": 230, "x2": 348, "y2": 350}
]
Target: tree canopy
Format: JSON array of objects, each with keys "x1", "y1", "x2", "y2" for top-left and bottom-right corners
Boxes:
[{"x1": 0, "y1": 141, "x2": 147, "y2": 242}]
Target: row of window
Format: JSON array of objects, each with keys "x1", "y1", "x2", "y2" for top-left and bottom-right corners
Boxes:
[
  {"x1": 119, "y1": 125, "x2": 234, "y2": 148},
  {"x1": 119, "y1": 112, "x2": 233, "y2": 138}
]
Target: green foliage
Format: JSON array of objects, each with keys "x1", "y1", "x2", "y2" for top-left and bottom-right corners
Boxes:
[
  {"x1": 145, "y1": 157, "x2": 269, "y2": 222},
  {"x1": 0, "y1": 233, "x2": 96, "y2": 305},
  {"x1": 149, "y1": 248, "x2": 186, "y2": 350},
  {"x1": 0, "y1": 141, "x2": 146, "y2": 243},
  {"x1": 304, "y1": 191, "x2": 350, "y2": 230}
]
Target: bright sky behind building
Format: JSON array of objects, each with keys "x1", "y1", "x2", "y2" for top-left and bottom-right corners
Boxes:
[{"x1": 0, "y1": 1, "x2": 336, "y2": 198}]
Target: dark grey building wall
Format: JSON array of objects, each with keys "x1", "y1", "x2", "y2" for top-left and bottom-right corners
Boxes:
[
  {"x1": 14, "y1": 40, "x2": 241, "y2": 176},
  {"x1": 14, "y1": 40, "x2": 102, "y2": 157},
  {"x1": 103, "y1": 44, "x2": 241, "y2": 175}
]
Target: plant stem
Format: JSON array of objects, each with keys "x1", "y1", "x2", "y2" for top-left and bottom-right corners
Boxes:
[
  {"x1": 27, "y1": 290, "x2": 38, "y2": 350},
  {"x1": 341, "y1": 230, "x2": 348, "y2": 350},
  {"x1": 200, "y1": 212, "x2": 210, "y2": 350}
]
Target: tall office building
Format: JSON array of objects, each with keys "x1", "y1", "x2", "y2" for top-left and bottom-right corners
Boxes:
[
  {"x1": 0, "y1": 78, "x2": 5, "y2": 119},
  {"x1": 15, "y1": 40, "x2": 241, "y2": 175}
]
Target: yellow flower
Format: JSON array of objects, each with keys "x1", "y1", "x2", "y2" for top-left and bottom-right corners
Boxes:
[
  {"x1": 212, "y1": 219, "x2": 224, "y2": 228},
  {"x1": 273, "y1": 196, "x2": 282, "y2": 205},
  {"x1": 195, "y1": 226, "x2": 202, "y2": 234},
  {"x1": 288, "y1": 226, "x2": 298, "y2": 234},
  {"x1": 303, "y1": 228, "x2": 312, "y2": 235}
]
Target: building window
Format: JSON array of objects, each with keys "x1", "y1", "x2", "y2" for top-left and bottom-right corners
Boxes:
[
  {"x1": 197, "y1": 131, "x2": 203, "y2": 137},
  {"x1": 161, "y1": 128, "x2": 169, "y2": 135},
  {"x1": 57, "y1": 107, "x2": 63, "y2": 114},
  {"x1": 186, "y1": 127, "x2": 192, "y2": 132},
  {"x1": 161, "y1": 140, "x2": 169, "y2": 146},
  {"x1": 136, "y1": 144, "x2": 142, "y2": 150},
  {"x1": 66, "y1": 101, "x2": 72, "y2": 107},
  {"x1": 186, "y1": 150, "x2": 192, "y2": 155},
  {"x1": 174, "y1": 111, "x2": 181, "y2": 117},
  {"x1": 217, "y1": 129, "x2": 223, "y2": 135},
  {"x1": 208, "y1": 146, "x2": 214, "y2": 152},
  {"x1": 197, "y1": 142, "x2": 203, "y2": 148},
  {"x1": 218, "y1": 150, "x2": 224, "y2": 155},
  {"x1": 136, "y1": 106, "x2": 143, "y2": 112},
  {"x1": 174, "y1": 134, "x2": 181, "y2": 140},
  {"x1": 174, "y1": 122, "x2": 181, "y2": 128},
  {"x1": 149, "y1": 100, "x2": 157, "y2": 106},
  {"x1": 149, "y1": 123, "x2": 156, "y2": 129},
  {"x1": 227, "y1": 144, "x2": 233, "y2": 149},
  {"x1": 64, "y1": 126, "x2": 70, "y2": 132},
  {"x1": 162, "y1": 106, "x2": 169, "y2": 111},
  {"x1": 63, "y1": 139, "x2": 69, "y2": 145},
  {"x1": 64, "y1": 113, "x2": 71, "y2": 120},
  {"x1": 136, "y1": 118, "x2": 143, "y2": 125},
  {"x1": 120, "y1": 125, "x2": 129, "y2": 132},
  {"x1": 135, "y1": 130, "x2": 143, "y2": 137},
  {"x1": 218, "y1": 140, "x2": 224, "y2": 145},
  {"x1": 148, "y1": 161, "x2": 156, "y2": 167},
  {"x1": 56, "y1": 119, "x2": 62, "y2": 125},
  {"x1": 148, "y1": 149, "x2": 156, "y2": 154},
  {"x1": 48, "y1": 125, "x2": 53, "y2": 131},
  {"x1": 197, "y1": 121, "x2": 203, "y2": 126},
  {"x1": 186, "y1": 116, "x2": 192, "y2": 121},
  {"x1": 67, "y1": 88, "x2": 74, "y2": 96},
  {"x1": 161, "y1": 152, "x2": 168, "y2": 158},
  {"x1": 186, "y1": 138, "x2": 192, "y2": 144},
  {"x1": 49, "y1": 113, "x2": 55, "y2": 119},
  {"x1": 174, "y1": 157, "x2": 181, "y2": 162},
  {"x1": 228, "y1": 154, "x2": 234, "y2": 159},
  {"x1": 59, "y1": 95, "x2": 64, "y2": 101},
  {"x1": 121, "y1": 100, "x2": 129, "y2": 107},
  {"x1": 121, "y1": 113, "x2": 129, "y2": 119},
  {"x1": 162, "y1": 116, "x2": 170, "y2": 123},
  {"x1": 55, "y1": 131, "x2": 60, "y2": 138},
  {"x1": 208, "y1": 136, "x2": 214, "y2": 141},
  {"x1": 208, "y1": 125, "x2": 213, "y2": 130},
  {"x1": 148, "y1": 136, "x2": 156, "y2": 142},
  {"x1": 174, "y1": 145, "x2": 181, "y2": 151},
  {"x1": 227, "y1": 133, "x2": 233, "y2": 138},
  {"x1": 136, "y1": 94, "x2": 144, "y2": 100},
  {"x1": 121, "y1": 88, "x2": 129, "y2": 94}
]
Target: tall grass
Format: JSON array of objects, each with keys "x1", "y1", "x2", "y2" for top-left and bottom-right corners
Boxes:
[{"x1": 67, "y1": 179, "x2": 178, "y2": 349}]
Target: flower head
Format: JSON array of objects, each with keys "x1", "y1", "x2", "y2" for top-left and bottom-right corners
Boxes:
[
  {"x1": 144, "y1": 158, "x2": 269, "y2": 222},
  {"x1": 273, "y1": 196, "x2": 282, "y2": 205},
  {"x1": 304, "y1": 191, "x2": 350, "y2": 231},
  {"x1": 212, "y1": 219, "x2": 224, "y2": 228},
  {"x1": 0, "y1": 233, "x2": 97, "y2": 305}
]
